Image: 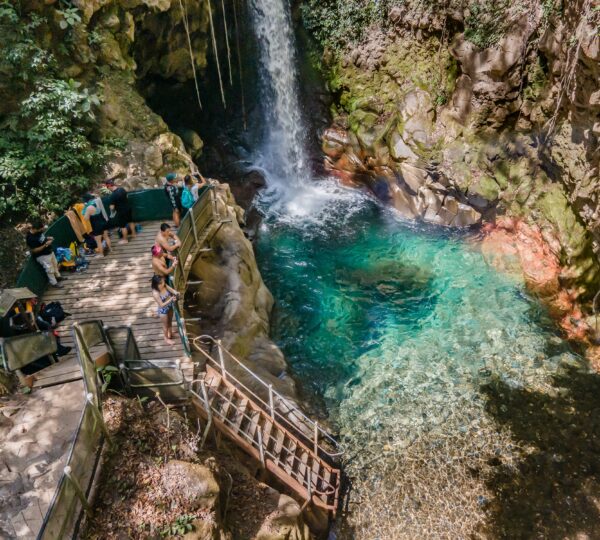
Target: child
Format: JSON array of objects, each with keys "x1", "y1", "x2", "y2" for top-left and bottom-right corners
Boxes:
[{"x1": 151, "y1": 274, "x2": 179, "y2": 345}]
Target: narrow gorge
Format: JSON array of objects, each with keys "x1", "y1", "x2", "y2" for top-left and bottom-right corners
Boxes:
[{"x1": 1, "y1": 0, "x2": 600, "y2": 539}]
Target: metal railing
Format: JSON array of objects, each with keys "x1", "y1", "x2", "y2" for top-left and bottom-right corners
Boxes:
[
  {"x1": 36, "y1": 322, "x2": 111, "y2": 539},
  {"x1": 191, "y1": 335, "x2": 343, "y2": 462},
  {"x1": 170, "y1": 185, "x2": 222, "y2": 357},
  {"x1": 189, "y1": 376, "x2": 338, "y2": 507}
]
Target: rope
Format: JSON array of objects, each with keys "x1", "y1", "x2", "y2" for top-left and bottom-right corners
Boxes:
[
  {"x1": 177, "y1": 0, "x2": 203, "y2": 111},
  {"x1": 207, "y1": 0, "x2": 227, "y2": 108},
  {"x1": 232, "y1": 0, "x2": 247, "y2": 129},
  {"x1": 221, "y1": 0, "x2": 233, "y2": 85}
]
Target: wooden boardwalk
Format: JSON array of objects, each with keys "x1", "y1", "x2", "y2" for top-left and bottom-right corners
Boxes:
[{"x1": 37, "y1": 221, "x2": 189, "y2": 388}]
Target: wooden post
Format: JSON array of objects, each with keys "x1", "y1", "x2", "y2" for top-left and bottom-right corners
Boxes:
[
  {"x1": 200, "y1": 375, "x2": 212, "y2": 450},
  {"x1": 64, "y1": 466, "x2": 93, "y2": 516},
  {"x1": 190, "y1": 210, "x2": 199, "y2": 244},
  {"x1": 87, "y1": 393, "x2": 112, "y2": 447}
]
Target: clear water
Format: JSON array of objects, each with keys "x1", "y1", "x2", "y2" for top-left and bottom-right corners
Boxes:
[{"x1": 254, "y1": 179, "x2": 588, "y2": 537}]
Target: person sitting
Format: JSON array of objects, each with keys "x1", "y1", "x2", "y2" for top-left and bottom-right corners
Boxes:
[
  {"x1": 105, "y1": 179, "x2": 135, "y2": 244},
  {"x1": 82, "y1": 193, "x2": 111, "y2": 256},
  {"x1": 151, "y1": 244, "x2": 178, "y2": 277},
  {"x1": 151, "y1": 274, "x2": 180, "y2": 345},
  {"x1": 26, "y1": 220, "x2": 64, "y2": 288},
  {"x1": 155, "y1": 223, "x2": 181, "y2": 253},
  {"x1": 164, "y1": 173, "x2": 182, "y2": 227}
]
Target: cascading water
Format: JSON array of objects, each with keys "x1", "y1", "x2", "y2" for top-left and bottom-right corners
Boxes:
[
  {"x1": 249, "y1": 0, "x2": 309, "y2": 188},
  {"x1": 247, "y1": 0, "x2": 598, "y2": 537}
]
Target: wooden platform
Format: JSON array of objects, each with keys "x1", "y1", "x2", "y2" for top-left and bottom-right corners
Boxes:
[{"x1": 39, "y1": 222, "x2": 190, "y2": 387}]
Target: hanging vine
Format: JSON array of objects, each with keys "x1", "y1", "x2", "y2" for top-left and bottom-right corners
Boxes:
[
  {"x1": 544, "y1": 0, "x2": 592, "y2": 142},
  {"x1": 221, "y1": 0, "x2": 233, "y2": 86},
  {"x1": 177, "y1": 0, "x2": 203, "y2": 111},
  {"x1": 207, "y1": 0, "x2": 227, "y2": 108},
  {"x1": 233, "y1": 0, "x2": 247, "y2": 129}
]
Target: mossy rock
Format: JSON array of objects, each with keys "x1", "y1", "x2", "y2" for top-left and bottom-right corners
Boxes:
[{"x1": 470, "y1": 175, "x2": 500, "y2": 201}]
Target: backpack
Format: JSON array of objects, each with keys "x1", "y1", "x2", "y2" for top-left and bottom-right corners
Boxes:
[{"x1": 181, "y1": 187, "x2": 194, "y2": 209}]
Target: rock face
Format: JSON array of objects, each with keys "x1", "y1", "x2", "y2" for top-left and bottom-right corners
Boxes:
[
  {"x1": 186, "y1": 183, "x2": 303, "y2": 414},
  {"x1": 318, "y1": 0, "x2": 600, "y2": 297}
]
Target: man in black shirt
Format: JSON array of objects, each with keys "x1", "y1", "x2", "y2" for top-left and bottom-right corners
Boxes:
[
  {"x1": 105, "y1": 179, "x2": 135, "y2": 244},
  {"x1": 164, "y1": 172, "x2": 181, "y2": 227},
  {"x1": 26, "y1": 220, "x2": 63, "y2": 288}
]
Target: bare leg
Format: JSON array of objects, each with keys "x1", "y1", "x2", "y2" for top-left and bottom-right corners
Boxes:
[
  {"x1": 103, "y1": 231, "x2": 112, "y2": 251},
  {"x1": 167, "y1": 309, "x2": 174, "y2": 339},
  {"x1": 161, "y1": 314, "x2": 174, "y2": 345},
  {"x1": 118, "y1": 226, "x2": 128, "y2": 244},
  {"x1": 94, "y1": 235, "x2": 103, "y2": 256},
  {"x1": 173, "y1": 209, "x2": 180, "y2": 227},
  {"x1": 129, "y1": 223, "x2": 137, "y2": 238}
]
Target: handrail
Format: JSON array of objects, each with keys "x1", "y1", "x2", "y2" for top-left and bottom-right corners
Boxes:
[
  {"x1": 189, "y1": 384, "x2": 336, "y2": 499},
  {"x1": 191, "y1": 335, "x2": 343, "y2": 461},
  {"x1": 170, "y1": 185, "x2": 220, "y2": 357}
]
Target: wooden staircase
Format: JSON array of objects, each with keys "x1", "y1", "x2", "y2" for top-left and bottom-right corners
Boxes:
[{"x1": 190, "y1": 364, "x2": 341, "y2": 513}]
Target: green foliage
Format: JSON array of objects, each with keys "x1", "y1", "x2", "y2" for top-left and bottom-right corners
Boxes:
[
  {"x1": 56, "y1": 6, "x2": 81, "y2": 30},
  {"x1": 0, "y1": 1, "x2": 105, "y2": 221},
  {"x1": 301, "y1": 0, "x2": 394, "y2": 51},
  {"x1": 160, "y1": 514, "x2": 196, "y2": 537},
  {"x1": 96, "y1": 364, "x2": 120, "y2": 393},
  {"x1": 463, "y1": 1, "x2": 510, "y2": 49}
]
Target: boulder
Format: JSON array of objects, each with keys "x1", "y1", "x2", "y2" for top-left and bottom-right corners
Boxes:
[
  {"x1": 389, "y1": 131, "x2": 417, "y2": 161},
  {"x1": 161, "y1": 460, "x2": 221, "y2": 511}
]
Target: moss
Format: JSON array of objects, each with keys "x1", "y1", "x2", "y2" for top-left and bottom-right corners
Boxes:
[{"x1": 471, "y1": 175, "x2": 500, "y2": 201}]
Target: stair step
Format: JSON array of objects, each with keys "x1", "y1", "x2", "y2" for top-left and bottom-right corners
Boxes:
[
  {"x1": 231, "y1": 399, "x2": 248, "y2": 433},
  {"x1": 216, "y1": 387, "x2": 236, "y2": 420},
  {"x1": 262, "y1": 420, "x2": 274, "y2": 452},
  {"x1": 245, "y1": 410, "x2": 262, "y2": 442},
  {"x1": 283, "y1": 438, "x2": 298, "y2": 475},
  {"x1": 272, "y1": 430, "x2": 286, "y2": 462},
  {"x1": 297, "y1": 450, "x2": 309, "y2": 483}
]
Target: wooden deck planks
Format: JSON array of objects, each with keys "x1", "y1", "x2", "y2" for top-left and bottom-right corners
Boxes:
[{"x1": 40, "y1": 221, "x2": 190, "y2": 385}]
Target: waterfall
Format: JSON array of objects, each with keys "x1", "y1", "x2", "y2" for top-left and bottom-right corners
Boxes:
[{"x1": 249, "y1": 0, "x2": 309, "y2": 186}]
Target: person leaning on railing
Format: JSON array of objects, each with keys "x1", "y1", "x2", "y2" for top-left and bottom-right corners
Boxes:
[
  {"x1": 155, "y1": 223, "x2": 181, "y2": 253},
  {"x1": 151, "y1": 244, "x2": 177, "y2": 277}
]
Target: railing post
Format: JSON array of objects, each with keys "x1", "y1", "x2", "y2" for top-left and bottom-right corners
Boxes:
[
  {"x1": 268, "y1": 384, "x2": 274, "y2": 419},
  {"x1": 200, "y1": 374, "x2": 212, "y2": 450},
  {"x1": 257, "y1": 428, "x2": 265, "y2": 468},
  {"x1": 64, "y1": 465, "x2": 93, "y2": 516},
  {"x1": 314, "y1": 421, "x2": 319, "y2": 456},
  {"x1": 217, "y1": 340, "x2": 226, "y2": 381},
  {"x1": 190, "y1": 208, "x2": 199, "y2": 244},
  {"x1": 87, "y1": 393, "x2": 112, "y2": 447}
]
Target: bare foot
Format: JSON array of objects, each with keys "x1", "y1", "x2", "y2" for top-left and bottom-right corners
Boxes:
[
  {"x1": 164, "y1": 337, "x2": 175, "y2": 346},
  {"x1": 117, "y1": 239, "x2": 128, "y2": 245}
]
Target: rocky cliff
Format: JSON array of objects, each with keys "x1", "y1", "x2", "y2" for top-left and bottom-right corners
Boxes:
[{"x1": 311, "y1": 0, "x2": 599, "y2": 301}]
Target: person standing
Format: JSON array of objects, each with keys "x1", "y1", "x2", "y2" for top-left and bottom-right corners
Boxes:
[
  {"x1": 151, "y1": 244, "x2": 178, "y2": 277},
  {"x1": 26, "y1": 220, "x2": 63, "y2": 288},
  {"x1": 164, "y1": 173, "x2": 181, "y2": 227},
  {"x1": 151, "y1": 274, "x2": 179, "y2": 345},
  {"x1": 105, "y1": 179, "x2": 135, "y2": 244},
  {"x1": 155, "y1": 223, "x2": 181, "y2": 254},
  {"x1": 82, "y1": 193, "x2": 111, "y2": 256}
]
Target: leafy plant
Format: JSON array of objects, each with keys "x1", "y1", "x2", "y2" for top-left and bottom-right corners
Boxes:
[
  {"x1": 160, "y1": 514, "x2": 196, "y2": 537},
  {"x1": 0, "y1": 2, "x2": 106, "y2": 221},
  {"x1": 96, "y1": 364, "x2": 120, "y2": 392},
  {"x1": 56, "y1": 7, "x2": 81, "y2": 30}
]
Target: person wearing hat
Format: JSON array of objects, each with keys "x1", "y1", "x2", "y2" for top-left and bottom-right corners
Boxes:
[
  {"x1": 105, "y1": 179, "x2": 135, "y2": 244},
  {"x1": 164, "y1": 172, "x2": 182, "y2": 227},
  {"x1": 26, "y1": 220, "x2": 64, "y2": 288}
]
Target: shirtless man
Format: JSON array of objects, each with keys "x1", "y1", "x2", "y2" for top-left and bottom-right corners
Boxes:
[
  {"x1": 151, "y1": 244, "x2": 178, "y2": 277},
  {"x1": 155, "y1": 223, "x2": 181, "y2": 254}
]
